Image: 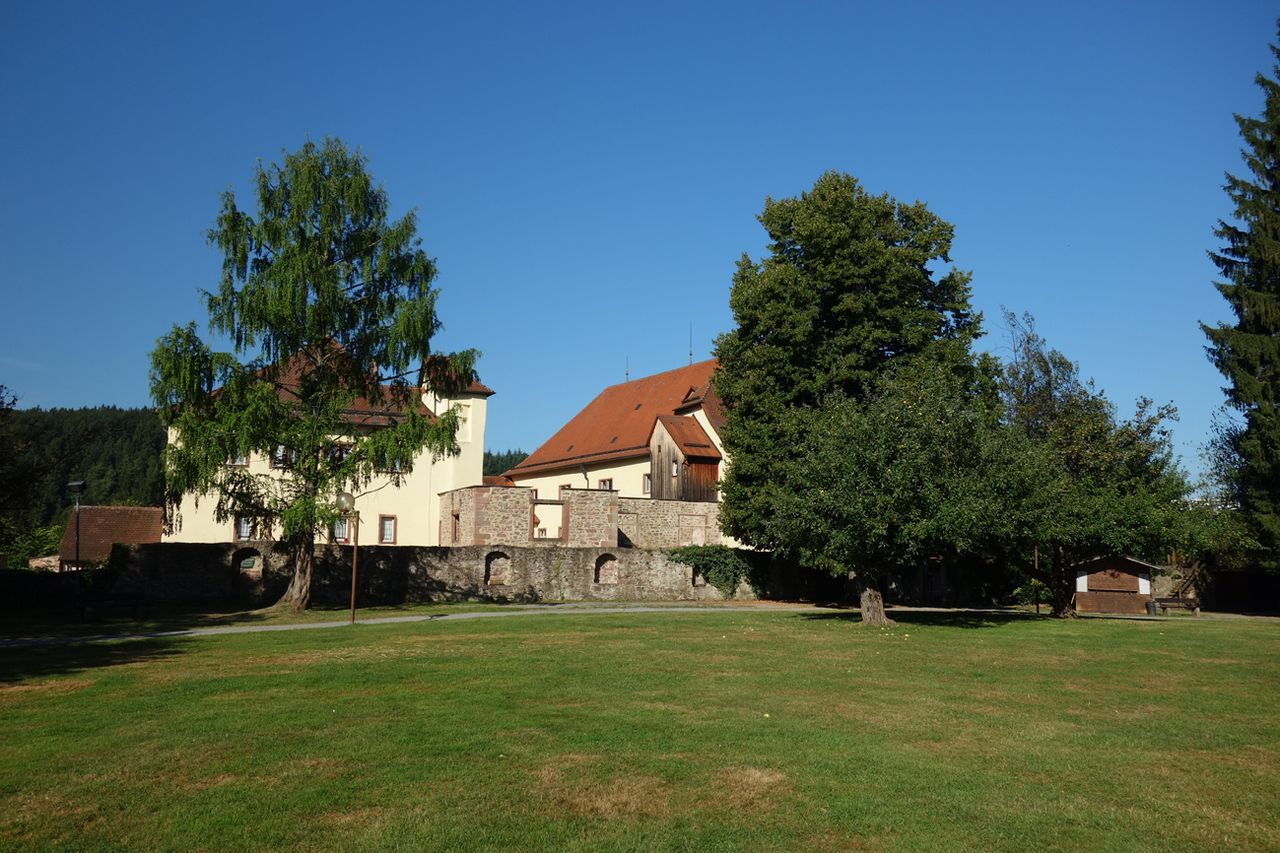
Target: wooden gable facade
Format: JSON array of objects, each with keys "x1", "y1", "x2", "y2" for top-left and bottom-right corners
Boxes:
[{"x1": 649, "y1": 415, "x2": 721, "y2": 503}]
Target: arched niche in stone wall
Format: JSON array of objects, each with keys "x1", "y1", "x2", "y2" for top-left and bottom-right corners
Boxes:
[
  {"x1": 485, "y1": 551, "x2": 511, "y2": 586},
  {"x1": 594, "y1": 553, "x2": 618, "y2": 585},
  {"x1": 230, "y1": 547, "x2": 263, "y2": 580}
]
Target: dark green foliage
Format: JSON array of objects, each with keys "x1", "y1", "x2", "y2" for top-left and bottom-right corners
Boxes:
[
  {"x1": 1001, "y1": 313, "x2": 1192, "y2": 612},
  {"x1": 483, "y1": 449, "x2": 527, "y2": 476},
  {"x1": 0, "y1": 393, "x2": 163, "y2": 568},
  {"x1": 666, "y1": 545, "x2": 752, "y2": 596},
  {"x1": 775, "y1": 360, "x2": 1032, "y2": 583},
  {"x1": 151, "y1": 138, "x2": 477, "y2": 609},
  {"x1": 5, "y1": 406, "x2": 165, "y2": 525},
  {"x1": 1202, "y1": 25, "x2": 1280, "y2": 570},
  {"x1": 713, "y1": 171, "x2": 980, "y2": 554}
]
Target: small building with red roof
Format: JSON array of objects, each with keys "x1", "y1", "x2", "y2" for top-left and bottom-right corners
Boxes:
[{"x1": 59, "y1": 506, "x2": 164, "y2": 571}]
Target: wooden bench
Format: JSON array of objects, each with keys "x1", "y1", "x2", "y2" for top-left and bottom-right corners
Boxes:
[{"x1": 1152, "y1": 597, "x2": 1200, "y2": 617}]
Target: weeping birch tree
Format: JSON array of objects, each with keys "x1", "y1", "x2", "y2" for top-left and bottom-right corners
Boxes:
[{"x1": 150, "y1": 138, "x2": 477, "y2": 611}]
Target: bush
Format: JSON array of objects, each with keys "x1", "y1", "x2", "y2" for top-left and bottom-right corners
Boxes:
[{"x1": 667, "y1": 545, "x2": 752, "y2": 597}]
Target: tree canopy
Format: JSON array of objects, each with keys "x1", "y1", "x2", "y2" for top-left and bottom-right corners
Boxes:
[
  {"x1": 1202, "y1": 25, "x2": 1280, "y2": 570},
  {"x1": 151, "y1": 138, "x2": 477, "y2": 610},
  {"x1": 712, "y1": 172, "x2": 981, "y2": 623}
]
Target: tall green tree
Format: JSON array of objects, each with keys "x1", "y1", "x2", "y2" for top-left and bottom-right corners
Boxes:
[
  {"x1": 1202, "y1": 26, "x2": 1280, "y2": 569},
  {"x1": 713, "y1": 171, "x2": 981, "y2": 623},
  {"x1": 1001, "y1": 313, "x2": 1191, "y2": 614},
  {"x1": 776, "y1": 359, "x2": 1034, "y2": 624},
  {"x1": 151, "y1": 138, "x2": 477, "y2": 611}
]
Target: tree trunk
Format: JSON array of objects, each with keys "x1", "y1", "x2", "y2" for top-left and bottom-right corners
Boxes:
[
  {"x1": 857, "y1": 578, "x2": 896, "y2": 627},
  {"x1": 279, "y1": 540, "x2": 313, "y2": 613},
  {"x1": 1048, "y1": 544, "x2": 1076, "y2": 619}
]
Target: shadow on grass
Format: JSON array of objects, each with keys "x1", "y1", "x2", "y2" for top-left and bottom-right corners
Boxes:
[
  {"x1": 800, "y1": 608, "x2": 1043, "y2": 629},
  {"x1": 0, "y1": 636, "x2": 189, "y2": 683},
  {"x1": 0, "y1": 601, "x2": 277, "y2": 643}
]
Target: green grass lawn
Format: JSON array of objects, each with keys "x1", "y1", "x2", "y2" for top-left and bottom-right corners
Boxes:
[{"x1": 1, "y1": 610, "x2": 1277, "y2": 851}]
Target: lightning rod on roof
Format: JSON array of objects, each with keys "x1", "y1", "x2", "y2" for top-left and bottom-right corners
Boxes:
[
  {"x1": 689, "y1": 323, "x2": 693, "y2": 365},
  {"x1": 625, "y1": 355, "x2": 629, "y2": 383}
]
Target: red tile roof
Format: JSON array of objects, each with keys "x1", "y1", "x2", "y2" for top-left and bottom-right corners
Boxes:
[
  {"x1": 483, "y1": 475, "x2": 516, "y2": 487},
  {"x1": 653, "y1": 415, "x2": 722, "y2": 460},
  {"x1": 59, "y1": 506, "x2": 163, "y2": 563},
  {"x1": 232, "y1": 348, "x2": 494, "y2": 426},
  {"x1": 507, "y1": 360, "x2": 721, "y2": 477}
]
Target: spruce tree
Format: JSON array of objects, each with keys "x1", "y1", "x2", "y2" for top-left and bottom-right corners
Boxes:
[{"x1": 1203, "y1": 27, "x2": 1280, "y2": 569}]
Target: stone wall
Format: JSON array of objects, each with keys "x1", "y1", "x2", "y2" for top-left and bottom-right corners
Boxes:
[
  {"x1": 4, "y1": 540, "x2": 752, "y2": 607},
  {"x1": 618, "y1": 497, "x2": 721, "y2": 548},
  {"x1": 483, "y1": 487, "x2": 535, "y2": 545},
  {"x1": 561, "y1": 489, "x2": 617, "y2": 548},
  {"x1": 442, "y1": 485, "x2": 724, "y2": 550}
]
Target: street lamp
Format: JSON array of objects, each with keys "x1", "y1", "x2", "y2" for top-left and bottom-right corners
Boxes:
[
  {"x1": 67, "y1": 481, "x2": 85, "y2": 572},
  {"x1": 337, "y1": 490, "x2": 359, "y2": 624}
]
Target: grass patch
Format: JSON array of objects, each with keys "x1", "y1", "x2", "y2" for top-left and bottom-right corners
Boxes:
[{"x1": 1, "y1": 611, "x2": 1277, "y2": 850}]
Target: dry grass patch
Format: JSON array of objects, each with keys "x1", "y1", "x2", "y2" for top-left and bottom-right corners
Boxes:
[
  {"x1": 0, "y1": 677, "x2": 91, "y2": 701},
  {"x1": 717, "y1": 766, "x2": 789, "y2": 811}
]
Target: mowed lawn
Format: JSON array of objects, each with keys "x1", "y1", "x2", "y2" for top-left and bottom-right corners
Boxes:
[{"x1": 1, "y1": 609, "x2": 1277, "y2": 851}]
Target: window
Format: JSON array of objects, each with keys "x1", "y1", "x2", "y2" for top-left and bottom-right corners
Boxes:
[
  {"x1": 378, "y1": 515, "x2": 396, "y2": 544},
  {"x1": 451, "y1": 512, "x2": 460, "y2": 543},
  {"x1": 331, "y1": 517, "x2": 350, "y2": 543},
  {"x1": 560, "y1": 483, "x2": 572, "y2": 496},
  {"x1": 671, "y1": 461, "x2": 679, "y2": 478},
  {"x1": 375, "y1": 452, "x2": 404, "y2": 473},
  {"x1": 642, "y1": 473, "x2": 652, "y2": 495},
  {"x1": 530, "y1": 489, "x2": 538, "y2": 500},
  {"x1": 234, "y1": 515, "x2": 254, "y2": 541},
  {"x1": 228, "y1": 450, "x2": 248, "y2": 467},
  {"x1": 328, "y1": 444, "x2": 352, "y2": 465},
  {"x1": 270, "y1": 445, "x2": 297, "y2": 469},
  {"x1": 598, "y1": 478, "x2": 613, "y2": 490},
  {"x1": 536, "y1": 528, "x2": 548, "y2": 539}
]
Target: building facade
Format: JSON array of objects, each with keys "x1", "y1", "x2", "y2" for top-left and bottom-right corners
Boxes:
[{"x1": 164, "y1": 382, "x2": 493, "y2": 549}]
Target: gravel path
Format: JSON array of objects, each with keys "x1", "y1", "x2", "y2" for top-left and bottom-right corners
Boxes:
[{"x1": 0, "y1": 603, "x2": 826, "y2": 649}]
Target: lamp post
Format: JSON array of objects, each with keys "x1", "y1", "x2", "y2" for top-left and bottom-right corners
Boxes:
[
  {"x1": 337, "y1": 490, "x2": 359, "y2": 624},
  {"x1": 67, "y1": 481, "x2": 85, "y2": 572}
]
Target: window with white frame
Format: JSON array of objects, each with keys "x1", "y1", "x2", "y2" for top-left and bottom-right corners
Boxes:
[
  {"x1": 234, "y1": 515, "x2": 254, "y2": 541},
  {"x1": 228, "y1": 450, "x2": 248, "y2": 467},
  {"x1": 598, "y1": 478, "x2": 613, "y2": 490},
  {"x1": 379, "y1": 515, "x2": 396, "y2": 544},
  {"x1": 642, "y1": 473, "x2": 651, "y2": 495},
  {"x1": 536, "y1": 527, "x2": 548, "y2": 539},
  {"x1": 331, "y1": 516, "x2": 350, "y2": 543}
]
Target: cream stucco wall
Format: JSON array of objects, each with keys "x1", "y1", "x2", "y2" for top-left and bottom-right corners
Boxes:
[
  {"x1": 509, "y1": 456, "x2": 653, "y2": 501},
  {"x1": 164, "y1": 391, "x2": 487, "y2": 547}
]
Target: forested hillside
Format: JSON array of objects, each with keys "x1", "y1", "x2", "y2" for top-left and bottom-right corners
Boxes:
[
  {"x1": 7, "y1": 406, "x2": 166, "y2": 526},
  {"x1": 483, "y1": 449, "x2": 527, "y2": 476}
]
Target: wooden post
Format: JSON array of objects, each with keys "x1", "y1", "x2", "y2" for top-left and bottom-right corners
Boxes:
[{"x1": 349, "y1": 511, "x2": 360, "y2": 624}]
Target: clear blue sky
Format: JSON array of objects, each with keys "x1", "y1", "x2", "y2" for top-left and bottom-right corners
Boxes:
[{"x1": 0, "y1": 1, "x2": 1272, "y2": 478}]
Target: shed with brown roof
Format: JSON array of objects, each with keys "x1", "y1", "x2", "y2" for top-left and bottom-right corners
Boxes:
[{"x1": 59, "y1": 506, "x2": 164, "y2": 570}]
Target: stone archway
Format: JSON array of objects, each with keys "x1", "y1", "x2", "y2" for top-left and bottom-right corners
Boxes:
[
  {"x1": 484, "y1": 551, "x2": 511, "y2": 586},
  {"x1": 594, "y1": 553, "x2": 618, "y2": 585}
]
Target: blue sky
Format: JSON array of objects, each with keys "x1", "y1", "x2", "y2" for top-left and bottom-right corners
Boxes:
[{"x1": 0, "y1": 1, "x2": 1273, "y2": 478}]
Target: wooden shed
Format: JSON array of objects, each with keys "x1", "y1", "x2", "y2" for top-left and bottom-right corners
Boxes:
[{"x1": 1071, "y1": 556, "x2": 1159, "y2": 615}]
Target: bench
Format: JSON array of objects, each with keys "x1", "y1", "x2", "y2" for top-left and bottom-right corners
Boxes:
[{"x1": 1148, "y1": 597, "x2": 1200, "y2": 617}]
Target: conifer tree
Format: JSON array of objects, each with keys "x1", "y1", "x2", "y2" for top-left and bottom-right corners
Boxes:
[
  {"x1": 151, "y1": 139, "x2": 477, "y2": 610},
  {"x1": 1203, "y1": 27, "x2": 1280, "y2": 569}
]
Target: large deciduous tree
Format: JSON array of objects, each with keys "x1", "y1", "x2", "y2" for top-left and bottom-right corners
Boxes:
[
  {"x1": 1001, "y1": 313, "x2": 1191, "y2": 614},
  {"x1": 151, "y1": 138, "x2": 477, "y2": 611},
  {"x1": 713, "y1": 171, "x2": 981, "y2": 623},
  {"x1": 1202, "y1": 26, "x2": 1280, "y2": 570},
  {"x1": 776, "y1": 359, "x2": 1036, "y2": 625}
]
